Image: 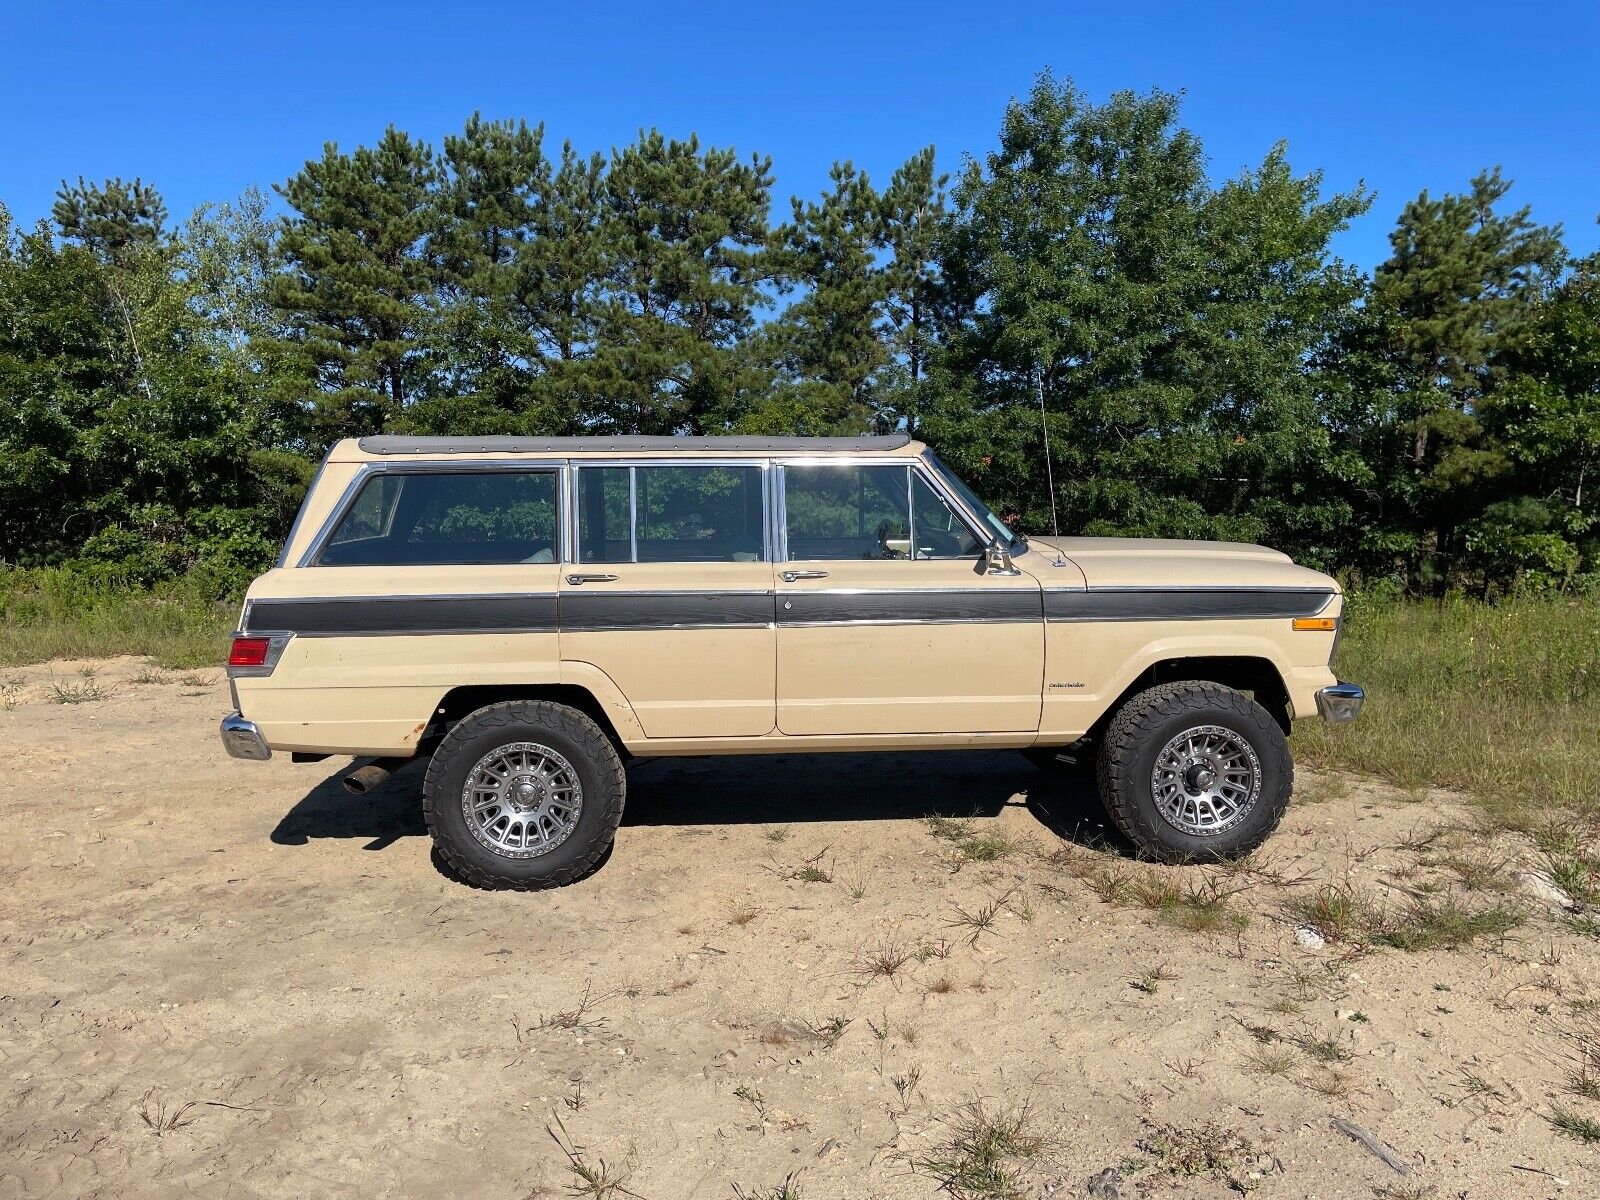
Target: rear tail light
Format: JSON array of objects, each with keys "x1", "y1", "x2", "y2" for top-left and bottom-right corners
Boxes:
[
  {"x1": 227, "y1": 632, "x2": 291, "y2": 677},
  {"x1": 229, "y1": 636, "x2": 272, "y2": 667}
]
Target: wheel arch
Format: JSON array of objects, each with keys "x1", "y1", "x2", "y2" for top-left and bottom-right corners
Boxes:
[
  {"x1": 431, "y1": 683, "x2": 634, "y2": 759},
  {"x1": 1089, "y1": 654, "x2": 1293, "y2": 740}
]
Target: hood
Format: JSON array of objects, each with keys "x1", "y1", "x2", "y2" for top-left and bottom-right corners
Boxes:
[{"x1": 1022, "y1": 535, "x2": 1337, "y2": 592}]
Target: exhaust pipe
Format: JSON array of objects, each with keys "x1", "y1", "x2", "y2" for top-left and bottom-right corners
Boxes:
[{"x1": 343, "y1": 757, "x2": 410, "y2": 796}]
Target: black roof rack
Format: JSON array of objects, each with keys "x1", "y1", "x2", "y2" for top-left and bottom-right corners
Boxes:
[{"x1": 356, "y1": 434, "x2": 914, "y2": 455}]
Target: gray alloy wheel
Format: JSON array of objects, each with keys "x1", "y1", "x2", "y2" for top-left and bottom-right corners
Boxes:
[
  {"x1": 423, "y1": 700, "x2": 625, "y2": 890},
  {"x1": 1096, "y1": 680, "x2": 1292, "y2": 863},
  {"x1": 1148, "y1": 725, "x2": 1261, "y2": 837},
  {"x1": 461, "y1": 741, "x2": 584, "y2": 859}
]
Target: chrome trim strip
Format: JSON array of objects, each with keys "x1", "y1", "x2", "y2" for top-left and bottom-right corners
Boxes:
[
  {"x1": 274, "y1": 446, "x2": 334, "y2": 568},
  {"x1": 247, "y1": 594, "x2": 559, "y2": 636},
  {"x1": 778, "y1": 589, "x2": 1041, "y2": 625},
  {"x1": 562, "y1": 590, "x2": 775, "y2": 631},
  {"x1": 358, "y1": 434, "x2": 912, "y2": 455},
  {"x1": 1044, "y1": 587, "x2": 1335, "y2": 622}
]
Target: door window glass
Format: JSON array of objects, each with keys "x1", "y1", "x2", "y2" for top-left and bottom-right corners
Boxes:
[
  {"x1": 577, "y1": 467, "x2": 633, "y2": 563},
  {"x1": 784, "y1": 465, "x2": 911, "y2": 560},
  {"x1": 578, "y1": 464, "x2": 765, "y2": 563},
  {"x1": 912, "y1": 472, "x2": 984, "y2": 559},
  {"x1": 320, "y1": 471, "x2": 559, "y2": 566}
]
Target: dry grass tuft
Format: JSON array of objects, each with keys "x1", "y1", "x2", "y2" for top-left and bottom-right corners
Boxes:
[
  {"x1": 547, "y1": 1114, "x2": 640, "y2": 1198},
  {"x1": 927, "y1": 815, "x2": 1022, "y2": 865},
  {"x1": 859, "y1": 940, "x2": 915, "y2": 982},
  {"x1": 1137, "y1": 1120, "x2": 1254, "y2": 1180},
  {"x1": 732, "y1": 1174, "x2": 804, "y2": 1200},
  {"x1": 913, "y1": 1100, "x2": 1049, "y2": 1199}
]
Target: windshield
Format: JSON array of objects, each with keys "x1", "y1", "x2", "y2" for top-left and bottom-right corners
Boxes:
[{"x1": 924, "y1": 452, "x2": 1022, "y2": 548}]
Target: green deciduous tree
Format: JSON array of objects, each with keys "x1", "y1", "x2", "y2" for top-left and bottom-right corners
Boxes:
[{"x1": 925, "y1": 73, "x2": 1369, "y2": 564}]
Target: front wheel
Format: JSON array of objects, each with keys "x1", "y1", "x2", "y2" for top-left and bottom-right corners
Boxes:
[
  {"x1": 423, "y1": 700, "x2": 625, "y2": 889},
  {"x1": 1095, "y1": 681, "x2": 1291, "y2": 862}
]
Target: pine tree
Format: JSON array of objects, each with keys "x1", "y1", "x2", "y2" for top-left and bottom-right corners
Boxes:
[
  {"x1": 878, "y1": 146, "x2": 947, "y2": 435},
  {"x1": 272, "y1": 127, "x2": 445, "y2": 440},
  {"x1": 1363, "y1": 169, "x2": 1566, "y2": 584},
  {"x1": 755, "y1": 160, "x2": 886, "y2": 433},
  {"x1": 430, "y1": 114, "x2": 550, "y2": 425},
  {"x1": 592, "y1": 130, "x2": 774, "y2": 434}
]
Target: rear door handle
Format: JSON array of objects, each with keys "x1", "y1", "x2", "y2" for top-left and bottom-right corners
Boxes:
[
  {"x1": 780, "y1": 569, "x2": 830, "y2": 583},
  {"x1": 566, "y1": 573, "x2": 619, "y2": 585}
]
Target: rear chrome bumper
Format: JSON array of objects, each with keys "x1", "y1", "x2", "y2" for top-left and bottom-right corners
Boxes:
[
  {"x1": 1315, "y1": 682, "x2": 1365, "y2": 724},
  {"x1": 220, "y1": 712, "x2": 272, "y2": 761}
]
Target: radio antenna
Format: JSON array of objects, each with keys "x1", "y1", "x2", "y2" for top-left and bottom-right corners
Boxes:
[{"x1": 1037, "y1": 361, "x2": 1060, "y2": 537}]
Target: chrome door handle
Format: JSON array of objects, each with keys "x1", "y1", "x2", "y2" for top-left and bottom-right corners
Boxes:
[
  {"x1": 780, "y1": 569, "x2": 829, "y2": 583},
  {"x1": 566, "y1": 573, "x2": 619, "y2": 585}
]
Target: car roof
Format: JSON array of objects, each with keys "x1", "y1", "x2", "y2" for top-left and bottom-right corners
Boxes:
[{"x1": 339, "y1": 434, "x2": 921, "y2": 460}]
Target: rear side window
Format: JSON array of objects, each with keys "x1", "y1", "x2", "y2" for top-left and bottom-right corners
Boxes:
[
  {"x1": 578, "y1": 464, "x2": 765, "y2": 563},
  {"x1": 319, "y1": 471, "x2": 560, "y2": 566}
]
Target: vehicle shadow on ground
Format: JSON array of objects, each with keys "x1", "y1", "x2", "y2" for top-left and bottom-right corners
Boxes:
[
  {"x1": 267, "y1": 750, "x2": 1129, "y2": 858},
  {"x1": 269, "y1": 759, "x2": 429, "y2": 851}
]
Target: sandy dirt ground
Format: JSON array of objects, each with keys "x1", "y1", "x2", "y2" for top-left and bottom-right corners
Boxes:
[{"x1": 2, "y1": 658, "x2": 1597, "y2": 1200}]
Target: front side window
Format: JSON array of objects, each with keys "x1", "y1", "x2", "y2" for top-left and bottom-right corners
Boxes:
[
  {"x1": 923, "y1": 452, "x2": 1016, "y2": 547},
  {"x1": 578, "y1": 464, "x2": 765, "y2": 563},
  {"x1": 782, "y1": 464, "x2": 986, "y2": 562},
  {"x1": 912, "y1": 473, "x2": 985, "y2": 559},
  {"x1": 783, "y1": 465, "x2": 912, "y2": 560},
  {"x1": 319, "y1": 471, "x2": 560, "y2": 566}
]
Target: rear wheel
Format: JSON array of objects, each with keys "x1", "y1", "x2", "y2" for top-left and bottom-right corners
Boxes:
[
  {"x1": 423, "y1": 700, "x2": 625, "y2": 889},
  {"x1": 1095, "y1": 681, "x2": 1291, "y2": 862}
]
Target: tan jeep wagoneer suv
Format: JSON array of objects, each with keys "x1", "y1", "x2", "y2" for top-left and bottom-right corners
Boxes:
[{"x1": 221, "y1": 435, "x2": 1362, "y2": 889}]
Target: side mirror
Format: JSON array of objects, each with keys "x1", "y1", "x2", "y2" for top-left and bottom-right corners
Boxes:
[{"x1": 985, "y1": 542, "x2": 1021, "y2": 576}]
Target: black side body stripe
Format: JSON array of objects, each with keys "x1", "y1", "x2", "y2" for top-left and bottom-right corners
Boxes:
[
  {"x1": 561, "y1": 591, "x2": 774, "y2": 630},
  {"x1": 777, "y1": 590, "x2": 1042, "y2": 625},
  {"x1": 1044, "y1": 588, "x2": 1333, "y2": 622},
  {"x1": 247, "y1": 595, "x2": 558, "y2": 635},
  {"x1": 247, "y1": 585, "x2": 1335, "y2": 635}
]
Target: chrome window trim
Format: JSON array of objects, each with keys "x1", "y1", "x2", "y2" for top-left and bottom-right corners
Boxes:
[
  {"x1": 774, "y1": 459, "x2": 987, "y2": 565},
  {"x1": 571, "y1": 458, "x2": 773, "y2": 565},
  {"x1": 297, "y1": 459, "x2": 570, "y2": 568},
  {"x1": 778, "y1": 617, "x2": 1026, "y2": 628},
  {"x1": 274, "y1": 445, "x2": 334, "y2": 568}
]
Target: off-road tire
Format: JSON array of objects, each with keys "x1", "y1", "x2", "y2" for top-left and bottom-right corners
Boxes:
[
  {"x1": 423, "y1": 700, "x2": 625, "y2": 890},
  {"x1": 1095, "y1": 681, "x2": 1292, "y2": 862}
]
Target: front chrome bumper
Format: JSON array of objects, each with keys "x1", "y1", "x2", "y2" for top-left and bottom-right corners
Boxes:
[
  {"x1": 1315, "y1": 682, "x2": 1365, "y2": 724},
  {"x1": 220, "y1": 712, "x2": 272, "y2": 761}
]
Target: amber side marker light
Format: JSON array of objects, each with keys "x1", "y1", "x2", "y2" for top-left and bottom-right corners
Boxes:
[
  {"x1": 228, "y1": 636, "x2": 272, "y2": 667},
  {"x1": 1292, "y1": 617, "x2": 1338, "y2": 632}
]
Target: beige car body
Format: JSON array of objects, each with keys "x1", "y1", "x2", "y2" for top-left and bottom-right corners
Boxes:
[{"x1": 225, "y1": 435, "x2": 1349, "y2": 762}]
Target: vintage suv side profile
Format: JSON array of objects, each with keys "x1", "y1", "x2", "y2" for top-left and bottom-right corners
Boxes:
[{"x1": 221, "y1": 435, "x2": 1363, "y2": 889}]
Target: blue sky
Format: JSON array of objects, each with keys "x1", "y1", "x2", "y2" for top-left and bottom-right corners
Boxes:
[{"x1": 3, "y1": 1, "x2": 1597, "y2": 270}]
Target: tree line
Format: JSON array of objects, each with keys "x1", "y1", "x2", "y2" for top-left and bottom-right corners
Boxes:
[{"x1": 1, "y1": 72, "x2": 1595, "y2": 596}]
